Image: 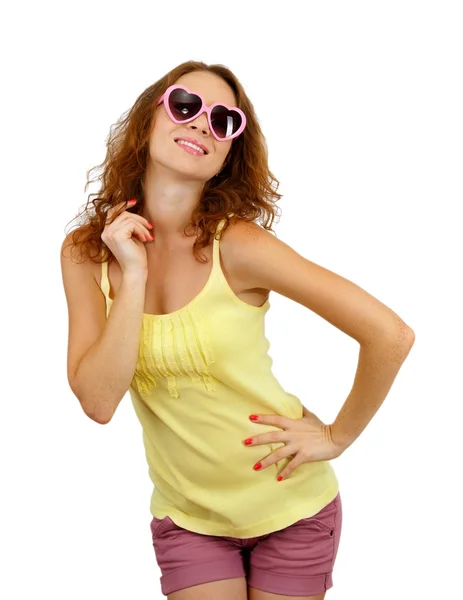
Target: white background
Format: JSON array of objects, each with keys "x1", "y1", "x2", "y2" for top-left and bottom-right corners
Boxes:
[{"x1": 1, "y1": 1, "x2": 461, "y2": 598}]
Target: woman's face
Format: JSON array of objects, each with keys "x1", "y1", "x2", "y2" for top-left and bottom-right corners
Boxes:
[{"x1": 147, "y1": 71, "x2": 236, "y2": 182}]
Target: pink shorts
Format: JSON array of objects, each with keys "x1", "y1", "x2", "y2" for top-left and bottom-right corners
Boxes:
[{"x1": 150, "y1": 491, "x2": 342, "y2": 597}]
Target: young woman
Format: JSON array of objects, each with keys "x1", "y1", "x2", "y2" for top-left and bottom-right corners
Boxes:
[{"x1": 60, "y1": 60, "x2": 415, "y2": 599}]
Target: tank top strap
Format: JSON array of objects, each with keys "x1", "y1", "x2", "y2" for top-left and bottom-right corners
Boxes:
[
  {"x1": 100, "y1": 216, "x2": 233, "y2": 302},
  {"x1": 213, "y1": 213, "x2": 234, "y2": 265},
  {"x1": 100, "y1": 247, "x2": 110, "y2": 299}
]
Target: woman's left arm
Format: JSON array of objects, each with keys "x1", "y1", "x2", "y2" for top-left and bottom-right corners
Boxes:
[
  {"x1": 319, "y1": 321, "x2": 414, "y2": 452},
  {"x1": 230, "y1": 220, "x2": 415, "y2": 453}
]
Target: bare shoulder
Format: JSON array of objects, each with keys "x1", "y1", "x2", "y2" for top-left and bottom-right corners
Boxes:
[
  {"x1": 219, "y1": 218, "x2": 274, "y2": 292},
  {"x1": 60, "y1": 226, "x2": 101, "y2": 287},
  {"x1": 223, "y1": 217, "x2": 265, "y2": 236},
  {"x1": 221, "y1": 218, "x2": 415, "y2": 345},
  {"x1": 220, "y1": 217, "x2": 270, "y2": 251}
]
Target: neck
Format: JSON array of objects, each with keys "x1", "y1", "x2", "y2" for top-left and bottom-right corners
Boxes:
[{"x1": 140, "y1": 164, "x2": 206, "y2": 243}]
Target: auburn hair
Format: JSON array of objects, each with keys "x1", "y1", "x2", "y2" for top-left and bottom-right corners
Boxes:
[{"x1": 62, "y1": 60, "x2": 282, "y2": 265}]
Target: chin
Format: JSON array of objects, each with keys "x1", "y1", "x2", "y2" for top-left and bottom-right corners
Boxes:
[{"x1": 174, "y1": 166, "x2": 213, "y2": 183}]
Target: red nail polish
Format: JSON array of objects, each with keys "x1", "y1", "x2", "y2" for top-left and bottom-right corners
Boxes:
[
  {"x1": 249, "y1": 415, "x2": 258, "y2": 421},
  {"x1": 244, "y1": 438, "x2": 253, "y2": 445},
  {"x1": 277, "y1": 476, "x2": 283, "y2": 481},
  {"x1": 254, "y1": 463, "x2": 262, "y2": 470}
]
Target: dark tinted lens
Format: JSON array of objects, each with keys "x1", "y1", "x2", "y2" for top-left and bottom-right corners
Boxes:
[
  {"x1": 168, "y1": 88, "x2": 202, "y2": 121},
  {"x1": 211, "y1": 106, "x2": 242, "y2": 138}
]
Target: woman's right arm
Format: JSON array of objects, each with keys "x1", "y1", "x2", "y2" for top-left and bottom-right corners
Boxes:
[
  {"x1": 61, "y1": 236, "x2": 148, "y2": 424},
  {"x1": 61, "y1": 200, "x2": 153, "y2": 423}
]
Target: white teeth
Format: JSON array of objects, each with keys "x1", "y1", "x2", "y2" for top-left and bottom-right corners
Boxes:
[{"x1": 176, "y1": 139, "x2": 205, "y2": 154}]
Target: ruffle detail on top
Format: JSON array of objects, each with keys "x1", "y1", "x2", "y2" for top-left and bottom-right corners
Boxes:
[
  {"x1": 132, "y1": 307, "x2": 216, "y2": 400},
  {"x1": 100, "y1": 233, "x2": 221, "y2": 401},
  {"x1": 132, "y1": 318, "x2": 158, "y2": 399}
]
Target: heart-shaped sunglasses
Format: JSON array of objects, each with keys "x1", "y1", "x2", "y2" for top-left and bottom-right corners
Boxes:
[{"x1": 157, "y1": 84, "x2": 247, "y2": 142}]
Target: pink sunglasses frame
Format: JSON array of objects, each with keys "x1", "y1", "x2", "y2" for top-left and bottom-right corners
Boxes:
[{"x1": 157, "y1": 84, "x2": 247, "y2": 142}]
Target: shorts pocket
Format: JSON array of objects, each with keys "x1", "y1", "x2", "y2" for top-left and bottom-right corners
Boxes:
[
  {"x1": 150, "y1": 515, "x2": 174, "y2": 542},
  {"x1": 305, "y1": 517, "x2": 334, "y2": 536},
  {"x1": 291, "y1": 511, "x2": 336, "y2": 576},
  {"x1": 311, "y1": 493, "x2": 343, "y2": 571},
  {"x1": 298, "y1": 493, "x2": 340, "y2": 537}
]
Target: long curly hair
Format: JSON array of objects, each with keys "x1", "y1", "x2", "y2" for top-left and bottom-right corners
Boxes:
[{"x1": 62, "y1": 60, "x2": 282, "y2": 265}]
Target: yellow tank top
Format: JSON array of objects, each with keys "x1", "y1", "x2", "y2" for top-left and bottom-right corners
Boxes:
[{"x1": 100, "y1": 217, "x2": 339, "y2": 537}]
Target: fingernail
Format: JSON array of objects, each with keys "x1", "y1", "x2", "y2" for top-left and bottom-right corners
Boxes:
[
  {"x1": 244, "y1": 438, "x2": 253, "y2": 445},
  {"x1": 249, "y1": 415, "x2": 259, "y2": 421},
  {"x1": 254, "y1": 463, "x2": 262, "y2": 470},
  {"x1": 128, "y1": 199, "x2": 137, "y2": 204},
  {"x1": 277, "y1": 476, "x2": 283, "y2": 481}
]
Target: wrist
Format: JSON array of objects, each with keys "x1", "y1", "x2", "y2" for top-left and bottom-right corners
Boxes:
[
  {"x1": 328, "y1": 422, "x2": 355, "y2": 454},
  {"x1": 121, "y1": 269, "x2": 148, "y2": 282}
]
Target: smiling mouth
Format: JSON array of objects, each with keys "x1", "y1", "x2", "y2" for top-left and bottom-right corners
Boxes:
[{"x1": 174, "y1": 138, "x2": 208, "y2": 155}]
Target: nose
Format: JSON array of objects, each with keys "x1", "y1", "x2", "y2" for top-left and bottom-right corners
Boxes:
[{"x1": 187, "y1": 110, "x2": 210, "y2": 136}]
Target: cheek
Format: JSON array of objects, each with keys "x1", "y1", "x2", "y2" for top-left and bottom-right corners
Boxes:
[
  {"x1": 149, "y1": 126, "x2": 174, "y2": 159},
  {"x1": 217, "y1": 143, "x2": 232, "y2": 164},
  {"x1": 149, "y1": 114, "x2": 173, "y2": 147}
]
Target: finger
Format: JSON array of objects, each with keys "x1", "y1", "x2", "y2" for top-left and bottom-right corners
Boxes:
[
  {"x1": 106, "y1": 199, "x2": 133, "y2": 216},
  {"x1": 105, "y1": 203, "x2": 154, "y2": 239},
  {"x1": 105, "y1": 204, "x2": 128, "y2": 225},
  {"x1": 105, "y1": 199, "x2": 138, "y2": 223},
  {"x1": 127, "y1": 212, "x2": 154, "y2": 230},
  {"x1": 249, "y1": 414, "x2": 292, "y2": 429},
  {"x1": 276, "y1": 454, "x2": 305, "y2": 481},
  {"x1": 114, "y1": 210, "x2": 154, "y2": 233},
  {"x1": 253, "y1": 445, "x2": 297, "y2": 471},
  {"x1": 244, "y1": 430, "x2": 291, "y2": 446},
  {"x1": 112, "y1": 218, "x2": 153, "y2": 242}
]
